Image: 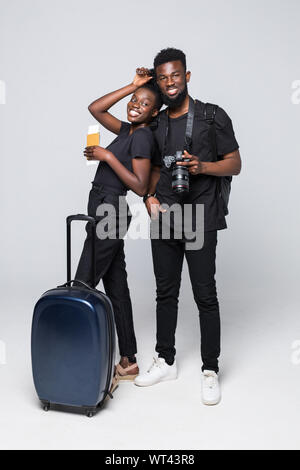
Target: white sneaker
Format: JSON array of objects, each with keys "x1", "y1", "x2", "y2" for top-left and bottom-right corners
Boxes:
[
  {"x1": 134, "y1": 357, "x2": 177, "y2": 387},
  {"x1": 201, "y1": 370, "x2": 221, "y2": 405}
]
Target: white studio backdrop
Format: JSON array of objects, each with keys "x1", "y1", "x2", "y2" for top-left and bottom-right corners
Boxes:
[{"x1": 0, "y1": 0, "x2": 300, "y2": 450}]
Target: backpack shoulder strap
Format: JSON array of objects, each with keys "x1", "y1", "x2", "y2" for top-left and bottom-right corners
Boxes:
[
  {"x1": 203, "y1": 102, "x2": 232, "y2": 215},
  {"x1": 204, "y1": 102, "x2": 218, "y2": 124},
  {"x1": 204, "y1": 102, "x2": 219, "y2": 161},
  {"x1": 151, "y1": 108, "x2": 168, "y2": 153},
  {"x1": 150, "y1": 108, "x2": 167, "y2": 129}
]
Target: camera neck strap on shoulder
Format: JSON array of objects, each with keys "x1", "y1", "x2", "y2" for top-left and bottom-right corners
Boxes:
[{"x1": 161, "y1": 96, "x2": 195, "y2": 156}]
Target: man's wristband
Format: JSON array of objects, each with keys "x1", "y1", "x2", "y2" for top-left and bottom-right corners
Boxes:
[{"x1": 143, "y1": 193, "x2": 156, "y2": 204}]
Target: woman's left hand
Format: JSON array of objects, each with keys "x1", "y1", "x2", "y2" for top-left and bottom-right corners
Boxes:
[
  {"x1": 84, "y1": 146, "x2": 110, "y2": 162},
  {"x1": 133, "y1": 67, "x2": 153, "y2": 87}
]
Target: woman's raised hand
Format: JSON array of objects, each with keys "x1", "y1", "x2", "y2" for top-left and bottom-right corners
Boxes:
[{"x1": 132, "y1": 67, "x2": 153, "y2": 88}]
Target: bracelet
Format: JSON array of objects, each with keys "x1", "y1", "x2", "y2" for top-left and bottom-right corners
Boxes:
[{"x1": 143, "y1": 193, "x2": 156, "y2": 204}]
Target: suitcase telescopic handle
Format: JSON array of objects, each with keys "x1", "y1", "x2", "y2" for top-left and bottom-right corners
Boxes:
[{"x1": 66, "y1": 214, "x2": 97, "y2": 288}]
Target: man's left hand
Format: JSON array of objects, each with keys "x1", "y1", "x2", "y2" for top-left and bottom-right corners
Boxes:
[{"x1": 176, "y1": 150, "x2": 203, "y2": 175}]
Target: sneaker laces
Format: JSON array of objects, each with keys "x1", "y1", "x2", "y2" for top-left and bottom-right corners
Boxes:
[
  {"x1": 203, "y1": 371, "x2": 217, "y2": 389},
  {"x1": 147, "y1": 357, "x2": 163, "y2": 373}
]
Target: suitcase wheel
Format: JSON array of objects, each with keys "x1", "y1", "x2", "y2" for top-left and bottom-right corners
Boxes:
[
  {"x1": 42, "y1": 402, "x2": 50, "y2": 412},
  {"x1": 86, "y1": 410, "x2": 95, "y2": 418}
]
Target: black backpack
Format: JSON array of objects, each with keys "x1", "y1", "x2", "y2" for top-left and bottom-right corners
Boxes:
[{"x1": 202, "y1": 101, "x2": 232, "y2": 216}]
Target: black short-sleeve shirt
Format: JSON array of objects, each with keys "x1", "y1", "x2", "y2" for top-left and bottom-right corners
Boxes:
[
  {"x1": 93, "y1": 122, "x2": 156, "y2": 193},
  {"x1": 152, "y1": 98, "x2": 239, "y2": 231}
]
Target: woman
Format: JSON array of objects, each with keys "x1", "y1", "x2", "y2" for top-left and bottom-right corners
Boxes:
[{"x1": 75, "y1": 68, "x2": 162, "y2": 385}]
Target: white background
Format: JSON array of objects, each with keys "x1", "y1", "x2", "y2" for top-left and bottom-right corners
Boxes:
[{"x1": 0, "y1": 0, "x2": 300, "y2": 450}]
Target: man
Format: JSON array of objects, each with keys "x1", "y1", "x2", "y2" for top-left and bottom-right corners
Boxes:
[{"x1": 134, "y1": 48, "x2": 241, "y2": 405}]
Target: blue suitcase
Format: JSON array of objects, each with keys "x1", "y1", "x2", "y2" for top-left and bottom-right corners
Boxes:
[{"x1": 31, "y1": 215, "x2": 116, "y2": 417}]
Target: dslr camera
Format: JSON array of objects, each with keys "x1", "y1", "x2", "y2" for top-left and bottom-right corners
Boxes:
[{"x1": 163, "y1": 151, "x2": 190, "y2": 194}]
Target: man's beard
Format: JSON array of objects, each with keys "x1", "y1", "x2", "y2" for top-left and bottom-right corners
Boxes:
[{"x1": 161, "y1": 83, "x2": 188, "y2": 109}]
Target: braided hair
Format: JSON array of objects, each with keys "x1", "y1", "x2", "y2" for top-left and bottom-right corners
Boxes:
[{"x1": 139, "y1": 69, "x2": 163, "y2": 111}]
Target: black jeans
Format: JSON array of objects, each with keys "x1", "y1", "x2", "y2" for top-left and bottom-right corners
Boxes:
[
  {"x1": 74, "y1": 184, "x2": 137, "y2": 358},
  {"x1": 151, "y1": 230, "x2": 220, "y2": 373}
]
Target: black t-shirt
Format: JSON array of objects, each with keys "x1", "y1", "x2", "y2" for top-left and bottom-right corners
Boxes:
[
  {"x1": 152, "y1": 98, "x2": 239, "y2": 231},
  {"x1": 93, "y1": 122, "x2": 156, "y2": 193}
]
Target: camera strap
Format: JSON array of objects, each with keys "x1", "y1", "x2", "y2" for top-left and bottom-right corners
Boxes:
[{"x1": 161, "y1": 96, "x2": 195, "y2": 157}]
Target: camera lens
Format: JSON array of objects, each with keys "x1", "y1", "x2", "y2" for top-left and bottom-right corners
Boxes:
[{"x1": 172, "y1": 167, "x2": 189, "y2": 193}]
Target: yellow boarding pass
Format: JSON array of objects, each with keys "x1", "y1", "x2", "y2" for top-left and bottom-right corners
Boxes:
[
  {"x1": 86, "y1": 125, "x2": 100, "y2": 166},
  {"x1": 87, "y1": 124, "x2": 100, "y2": 146}
]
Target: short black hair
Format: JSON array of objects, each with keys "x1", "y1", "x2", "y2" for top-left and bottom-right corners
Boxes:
[
  {"x1": 153, "y1": 48, "x2": 186, "y2": 72},
  {"x1": 140, "y1": 70, "x2": 163, "y2": 110}
]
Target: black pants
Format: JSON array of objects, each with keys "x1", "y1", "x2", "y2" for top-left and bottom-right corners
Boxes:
[
  {"x1": 74, "y1": 184, "x2": 137, "y2": 358},
  {"x1": 151, "y1": 230, "x2": 220, "y2": 373}
]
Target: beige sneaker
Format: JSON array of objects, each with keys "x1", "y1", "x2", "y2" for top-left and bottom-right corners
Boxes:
[
  {"x1": 110, "y1": 358, "x2": 139, "y2": 394},
  {"x1": 115, "y1": 360, "x2": 139, "y2": 381}
]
